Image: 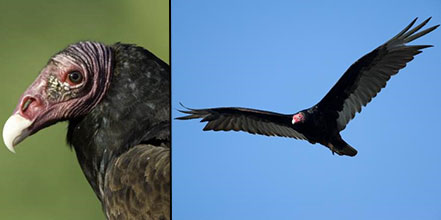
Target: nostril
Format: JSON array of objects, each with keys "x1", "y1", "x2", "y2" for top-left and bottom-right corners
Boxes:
[
  {"x1": 16, "y1": 95, "x2": 43, "y2": 121},
  {"x1": 21, "y1": 97, "x2": 36, "y2": 113}
]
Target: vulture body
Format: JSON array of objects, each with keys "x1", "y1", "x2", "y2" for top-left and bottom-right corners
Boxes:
[
  {"x1": 177, "y1": 18, "x2": 438, "y2": 157},
  {"x1": 3, "y1": 42, "x2": 170, "y2": 219}
]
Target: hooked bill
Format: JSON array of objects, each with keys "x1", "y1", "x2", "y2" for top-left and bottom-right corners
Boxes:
[{"x1": 2, "y1": 114, "x2": 32, "y2": 153}]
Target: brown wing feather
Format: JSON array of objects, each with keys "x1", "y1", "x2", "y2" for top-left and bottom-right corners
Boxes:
[
  {"x1": 103, "y1": 143, "x2": 170, "y2": 220},
  {"x1": 177, "y1": 106, "x2": 307, "y2": 140},
  {"x1": 317, "y1": 17, "x2": 439, "y2": 131}
]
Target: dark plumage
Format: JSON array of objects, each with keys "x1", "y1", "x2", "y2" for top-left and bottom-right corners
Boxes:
[
  {"x1": 3, "y1": 42, "x2": 170, "y2": 219},
  {"x1": 177, "y1": 18, "x2": 438, "y2": 157}
]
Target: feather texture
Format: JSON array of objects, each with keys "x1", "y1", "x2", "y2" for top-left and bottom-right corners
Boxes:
[
  {"x1": 317, "y1": 17, "x2": 439, "y2": 130},
  {"x1": 177, "y1": 106, "x2": 306, "y2": 140}
]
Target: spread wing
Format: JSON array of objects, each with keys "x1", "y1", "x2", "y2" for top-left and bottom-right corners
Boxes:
[
  {"x1": 317, "y1": 17, "x2": 439, "y2": 131},
  {"x1": 176, "y1": 105, "x2": 307, "y2": 140},
  {"x1": 103, "y1": 143, "x2": 170, "y2": 220}
]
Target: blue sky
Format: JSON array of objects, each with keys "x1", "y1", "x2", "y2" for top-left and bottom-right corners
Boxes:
[{"x1": 172, "y1": 1, "x2": 441, "y2": 219}]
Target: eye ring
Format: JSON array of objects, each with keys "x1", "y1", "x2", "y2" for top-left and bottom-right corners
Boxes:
[{"x1": 68, "y1": 71, "x2": 83, "y2": 84}]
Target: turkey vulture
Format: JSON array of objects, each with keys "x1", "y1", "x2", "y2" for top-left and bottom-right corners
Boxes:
[
  {"x1": 177, "y1": 18, "x2": 438, "y2": 157},
  {"x1": 2, "y1": 42, "x2": 170, "y2": 219}
]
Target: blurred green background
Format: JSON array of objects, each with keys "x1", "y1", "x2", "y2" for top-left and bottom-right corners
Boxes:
[{"x1": 0, "y1": 1, "x2": 168, "y2": 219}]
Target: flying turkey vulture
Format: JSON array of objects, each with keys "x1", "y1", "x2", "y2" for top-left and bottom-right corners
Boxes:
[
  {"x1": 2, "y1": 42, "x2": 170, "y2": 219},
  {"x1": 177, "y1": 17, "x2": 438, "y2": 157}
]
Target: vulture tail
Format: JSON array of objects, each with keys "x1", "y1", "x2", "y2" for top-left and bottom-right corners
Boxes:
[{"x1": 329, "y1": 138, "x2": 358, "y2": 157}]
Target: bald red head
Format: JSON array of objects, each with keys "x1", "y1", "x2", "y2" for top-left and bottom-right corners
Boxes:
[{"x1": 3, "y1": 42, "x2": 113, "y2": 152}]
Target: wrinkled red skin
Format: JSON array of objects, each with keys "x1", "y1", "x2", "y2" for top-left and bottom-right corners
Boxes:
[
  {"x1": 292, "y1": 112, "x2": 305, "y2": 124},
  {"x1": 11, "y1": 41, "x2": 113, "y2": 139}
]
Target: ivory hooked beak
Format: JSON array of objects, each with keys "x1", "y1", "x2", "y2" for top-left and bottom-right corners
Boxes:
[{"x1": 2, "y1": 114, "x2": 32, "y2": 153}]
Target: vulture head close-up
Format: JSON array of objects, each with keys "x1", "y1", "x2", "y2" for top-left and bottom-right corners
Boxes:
[{"x1": 3, "y1": 41, "x2": 170, "y2": 220}]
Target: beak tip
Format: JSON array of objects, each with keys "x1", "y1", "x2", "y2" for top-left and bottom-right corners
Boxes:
[
  {"x1": 7, "y1": 145, "x2": 16, "y2": 154},
  {"x1": 3, "y1": 114, "x2": 32, "y2": 153}
]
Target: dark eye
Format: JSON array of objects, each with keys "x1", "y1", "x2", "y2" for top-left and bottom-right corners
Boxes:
[{"x1": 68, "y1": 71, "x2": 83, "y2": 84}]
